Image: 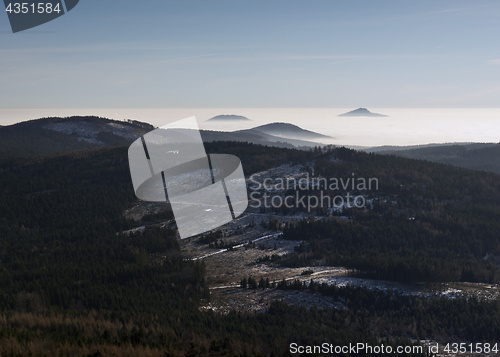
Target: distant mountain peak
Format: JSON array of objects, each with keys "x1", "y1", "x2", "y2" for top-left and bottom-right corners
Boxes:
[
  {"x1": 251, "y1": 122, "x2": 330, "y2": 140},
  {"x1": 338, "y1": 108, "x2": 388, "y2": 117},
  {"x1": 207, "y1": 114, "x2": 251, "y2": 121}
]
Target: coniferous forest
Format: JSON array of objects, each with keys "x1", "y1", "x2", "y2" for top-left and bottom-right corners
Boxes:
[
  {"x1": 278, "y1": 147, "x2": 500, "y2": 284},
  {"x1": 1, "y1": 142, "x2": 500, "y2": 356}
]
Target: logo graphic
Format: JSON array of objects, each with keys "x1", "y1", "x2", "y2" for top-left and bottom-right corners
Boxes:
[
  {"x1": 128, "y1": 117, "x2": 248, "y2": 239},
  {"x1": 4, "y1": 0, "x2": 79, "y2": 33}
]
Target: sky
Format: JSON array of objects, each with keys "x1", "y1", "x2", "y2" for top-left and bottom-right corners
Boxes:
[{"x1": 1, "y1": 0, "x2": 500, "y2": 109}]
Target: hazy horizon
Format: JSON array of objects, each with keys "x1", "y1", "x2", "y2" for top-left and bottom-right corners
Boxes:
[
  {"x1": 3, "y1": 1, "x2": 499, "y2": 147},
  {"x1": 1, "y1": 107, "x2": 499, "y2": 147}
]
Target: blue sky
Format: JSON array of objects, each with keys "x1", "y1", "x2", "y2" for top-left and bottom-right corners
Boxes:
[{"x1": 1, "y1": 0, "x2": 500, "y2": 108}]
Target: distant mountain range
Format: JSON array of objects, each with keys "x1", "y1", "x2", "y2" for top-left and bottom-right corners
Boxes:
[
  {"x1": 207, "y1": 114, "x2": 251, "y2": 121},
  {"x1": 202, "y1": 122, "x2": 329, "y2": 148},
  {"x1": 364, "y1": 142, "x2": 496, "y2": 153},
  {"x1": 5, "y1": 116, "x2": 500, "y2": 176},
  {"x1": 0, "y1": 116, "x2": 326, "y2": 160},
  {"x1": 199, "y1": 129, "x2": 320, "y2": 149},
  {"x1": 338, "y1": 108, "x2": 388, "y2": 117}
]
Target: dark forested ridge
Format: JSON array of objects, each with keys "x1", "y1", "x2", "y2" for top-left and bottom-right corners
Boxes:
[
  {"x1": 274, "y1": 147, "x2": 500, "y2": 283},
  {"x1": 1, "y1": 142, "x2": 500, "y2": 355},
  {"x1": 376, "y1": 143, "x2": 500, "y2": 174},
  {"x1": 0, "y1": 116, "x2": 153, "y2": 160},
  {"x1": 0, "y1": 116, "x2": 324, "y2": 162}
]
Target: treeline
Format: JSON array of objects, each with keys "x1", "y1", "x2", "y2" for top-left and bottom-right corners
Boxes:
[
  {"x1": 281, "y1": 215, "x2": 500, "y2": 283},
  {"x1": 240, "y1": 276, "x2": 272, "y2": 289},
  {"x1": 275, "y1": 279, "x2": 500, "y2": 342},
  {"x1": 315, "y1": 146, "x2": 500, "y2": 203},
  {"x1": 203, "y1": 141, "x2": 315, "y2": 175},
  {"x1": 385, "y1": 143, "x2": 500, "y2": 174},
  {"x1": 198, "y1": 230, "x2": 223, "y2": 244}
]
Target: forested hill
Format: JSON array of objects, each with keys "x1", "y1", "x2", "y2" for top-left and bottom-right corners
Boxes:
[
  {"x1": 376, "y1": 143, "x2": 500, "y2": 174},
  {"x1": 249, "y1": 122, "x2": 330, "y2": 140},
  {"x1": 0, "y1": 116, "x2": 153, "y2": 160},
  {"x1": 277, "y1": 147, "x2": 500, "y2": 283}
]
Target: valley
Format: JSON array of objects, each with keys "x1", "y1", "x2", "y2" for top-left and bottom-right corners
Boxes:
[{"x1": 125, "y1": 160, "x2": 500, "y2": 318}]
